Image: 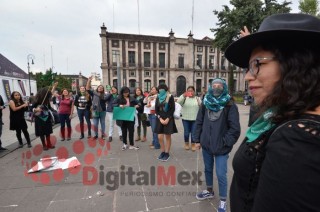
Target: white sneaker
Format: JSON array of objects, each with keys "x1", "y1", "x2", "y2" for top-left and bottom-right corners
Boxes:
[
  {"x1": 217, "y1": 200, "x2": 227, "y2": 212},
  {"x1": 129, "y1": 145, "x2": 140, "y2": 150},
  {"x1": 121, "y1": 144, "x2": 127, "y2": 151}
]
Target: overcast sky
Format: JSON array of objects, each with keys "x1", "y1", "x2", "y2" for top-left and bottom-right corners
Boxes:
[{"x1": 1, "y1": 0, "x2": 299, "y2": 78}]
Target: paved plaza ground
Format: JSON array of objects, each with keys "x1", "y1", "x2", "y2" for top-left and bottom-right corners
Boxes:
[{"x1": 0, "y1": 104, "x2": 250, "y2": 212}]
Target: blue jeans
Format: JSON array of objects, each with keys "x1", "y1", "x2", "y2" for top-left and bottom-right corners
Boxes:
[
  {"x1": 182, "y1": 119, "x2": 196, "y2": 142},
  {"x1": 202, "y1": 147, "x2": 229, "y2": 199},
  {"x1": 77, "y1": 109, "x2": 91, "y2": 135},
  {"x1": 148, "y1": 114, "x2": 160, "y2": 149},
  {"x1": 92, "y1": 111, "x2": 106, "y2": 136}
]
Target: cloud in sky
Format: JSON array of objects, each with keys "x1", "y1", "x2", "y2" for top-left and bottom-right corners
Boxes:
[{"x1": 1, "y1": 0, "x2": 299, "y2": 78}]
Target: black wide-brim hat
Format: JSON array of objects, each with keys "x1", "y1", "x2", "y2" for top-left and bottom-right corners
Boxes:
[{"x1": 225, "y1": 13, "x2": 320, "y2": 68}]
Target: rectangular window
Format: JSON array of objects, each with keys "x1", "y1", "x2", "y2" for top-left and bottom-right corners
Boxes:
[
  {"x1": 178, "y1": 54, "x2": 184, "y2": 68},
  {"x1": 159, "y1": 71, "x2": 165, "y2": 78},
  {"x1": 128, "y1": 51, "x2": 135, "y2": 67},
  {"x1": 159, "y1": 53, "x2": 165, "y2": 68},
  {"x1": 130, "y1": 70, "x2": 136, "y2": 77},
  {"x1": 209, "y1": 55, "x2": 214, "y2": 69},
  {"x1": 112, "y1": 50, "x2": 120, "y2": 66},
  {"x1": 144, "y1": 52, "x2": 151, "y2": 67},
  {"x1": 221, "y1": 56, "x2": 226, "y2": 70},
  {"x1": 197, "y1": 46, "x2": 203, "y2": 52},
  {"x1": 113, "y1": 70, "x2": 117, "y2": 77},
  {"x1": 144, "y1": 71, "x2": 151, "y2": 77},
  {"x1": 196, "y1": 55, "x2": 202, "y2": 69},
  {"x1": 144, "y1": 80, "x2": 151, "y2": 92}
]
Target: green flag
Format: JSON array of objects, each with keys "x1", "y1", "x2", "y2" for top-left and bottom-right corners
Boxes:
[{"x1": 113, "y1": 107, "x2": 135, "y2": 121}]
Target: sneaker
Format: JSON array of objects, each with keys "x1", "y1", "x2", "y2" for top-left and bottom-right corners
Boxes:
[
  {"x1": 0, "y1": 147, "x2": 8, "y2": 151},
  {"x1": 101, "y1": 135, "x2": 105, "y2": 140},
  {"x1": 18, "y1": 144, "x2": 23, "y2": 148},
  {"x1": 108, "y1": 137, "x2": 112, "y2": 142},
  {"x1": 67, "y1": 137, "x2": 71, "y2": 141},
  {"x1": 93, "y1": 135, "x2": 98, "y2": 139},
  {"x1": 149, "y1": 144, "x2": 155, "y2": 149},
  {"x1": 27, "y1": 144, "x2": 32, "y2": 148},
  {"x1": 196, "y1": 190, "x2": 214, "y2": 200},
  {"x1": 218, "y1": 200, "x2": 227, "y2": 212},
  {"x1": 129, "y1": 145, "x2": 140, "y2": 150},
  {"x1": 161, "y1": 153, "x2": 170, "y2": 162},
  {"x1": 121, "y1": 144, "x2": 127, "y2": 151},
  {"x1": 61, "y1": 138, "x2": 65, "y2": 141},
  {"x1": 119, "y1": 136, "x2": 123, "y2": 141},
  {"x1": 157, "y1": 152, "x2": 166, "y2": 160},
  {"x1": 79, "y1": 134, "x2": 84, "y2": 139}
]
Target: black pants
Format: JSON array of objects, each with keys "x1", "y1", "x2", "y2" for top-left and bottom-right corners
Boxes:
[
  {"x1": 16, "y1": 128, "x2": 31, "y2": 145},
  {"x1": 121, "y1": 121, "x2": 135, "y2": 146}
]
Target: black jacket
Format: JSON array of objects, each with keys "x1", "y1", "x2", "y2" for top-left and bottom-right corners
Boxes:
[
  {"x1": 230, "y1": 114, "x2": 320, "y2": 212},
  {"x1": 194, "y1": 102, "x2": 241, "y2": 155}
]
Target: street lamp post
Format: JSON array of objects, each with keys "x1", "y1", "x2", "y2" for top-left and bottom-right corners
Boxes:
[{"x1": 27, "y1": 54, "x2": 35, "y2": 96}]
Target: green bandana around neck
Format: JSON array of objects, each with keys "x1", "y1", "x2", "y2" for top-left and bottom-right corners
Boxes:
[{"x1": 246, "y1": 109, "x2": 275, "y2": 142}]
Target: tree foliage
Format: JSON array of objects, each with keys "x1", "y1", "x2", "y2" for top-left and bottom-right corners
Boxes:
[
  {"x1": 211, "y1": 0, "x2": 291, "y2": 92},
  {"x1": 299, "y1": 0, "x2": 320, "y2": 16},
  {"x1": 32, "y1": 68, "x2": 71, "y2": 92}
]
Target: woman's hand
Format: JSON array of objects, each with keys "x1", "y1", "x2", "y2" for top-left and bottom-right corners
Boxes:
[
  {"x1": 160, "y1": 118, "x2": 169, "y2": 125},
  {"x1": 240, "y1": 26, "x2": 250, "y2": 38},
  {"x1": 120, "y1": 105, "x2": 125, "y2": 109}
]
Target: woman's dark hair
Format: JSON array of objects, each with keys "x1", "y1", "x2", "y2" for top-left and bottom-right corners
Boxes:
[
  {"x1": 186, "y1": 86, "x2": 195, "y2": 91},
  {"x1": 120, "y1": 86, "x2": 130, "y2": 97},
  {"x1": 35, "y1": 87, "x2": 52, "y2": 105},
  {"x1": 95, "y1": 85, "x2": 105, "y2": 99},
  {"x1": 158, "y1": 84, "x2": 168, "y2": 91},
  {"x1": 151, "y1": 86, "x2": 159, "y2": 93},
  {"x1": 258, "y1": 40, "x2": 320, "y2": 123},
  {"x1": 10, "y1": 91, "x2": 24, "y2": 105},
  {"x1": 134, "y1": 87, "x2": 143, "y2": 98}
]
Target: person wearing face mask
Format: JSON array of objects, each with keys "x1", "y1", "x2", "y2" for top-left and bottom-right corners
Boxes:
[
  {"x1": 154, "y1": 84, "x2": 178, "y2": 162},
  {"x1": 194, "y1": 78, "x2": 240, "y2": 212}
]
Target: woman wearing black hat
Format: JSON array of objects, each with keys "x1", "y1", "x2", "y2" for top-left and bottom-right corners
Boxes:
[{"x1": 225, "y1": 13, "x2": 320, "y2": 212}]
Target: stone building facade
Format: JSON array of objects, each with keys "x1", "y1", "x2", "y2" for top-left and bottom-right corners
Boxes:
[{"x1": 99, "y1": 24, "x2": 245, "y2": 96}]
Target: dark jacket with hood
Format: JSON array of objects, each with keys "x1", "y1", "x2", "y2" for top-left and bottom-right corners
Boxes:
[{"x1": 194, "y1": 101, "x2": 241, "y2": 155}]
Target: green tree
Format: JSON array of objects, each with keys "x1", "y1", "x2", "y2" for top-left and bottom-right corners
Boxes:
[
  {"x1": 211, "y1": 0, "x2": 291, "y2": 93},
  {"x1": 34, "y1": 68, "x2": 71, "y2": 92},
  {"x1": 299, "y1": 0, "x2": 319, "y2": 16},
  {"x1": 55, "y1": 74, "x2": 72, "y2": 91}
]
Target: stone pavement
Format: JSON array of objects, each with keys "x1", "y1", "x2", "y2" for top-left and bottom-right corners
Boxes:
[{"x1": 0, "y1": 104, "x2": 250, "y2": 212}]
